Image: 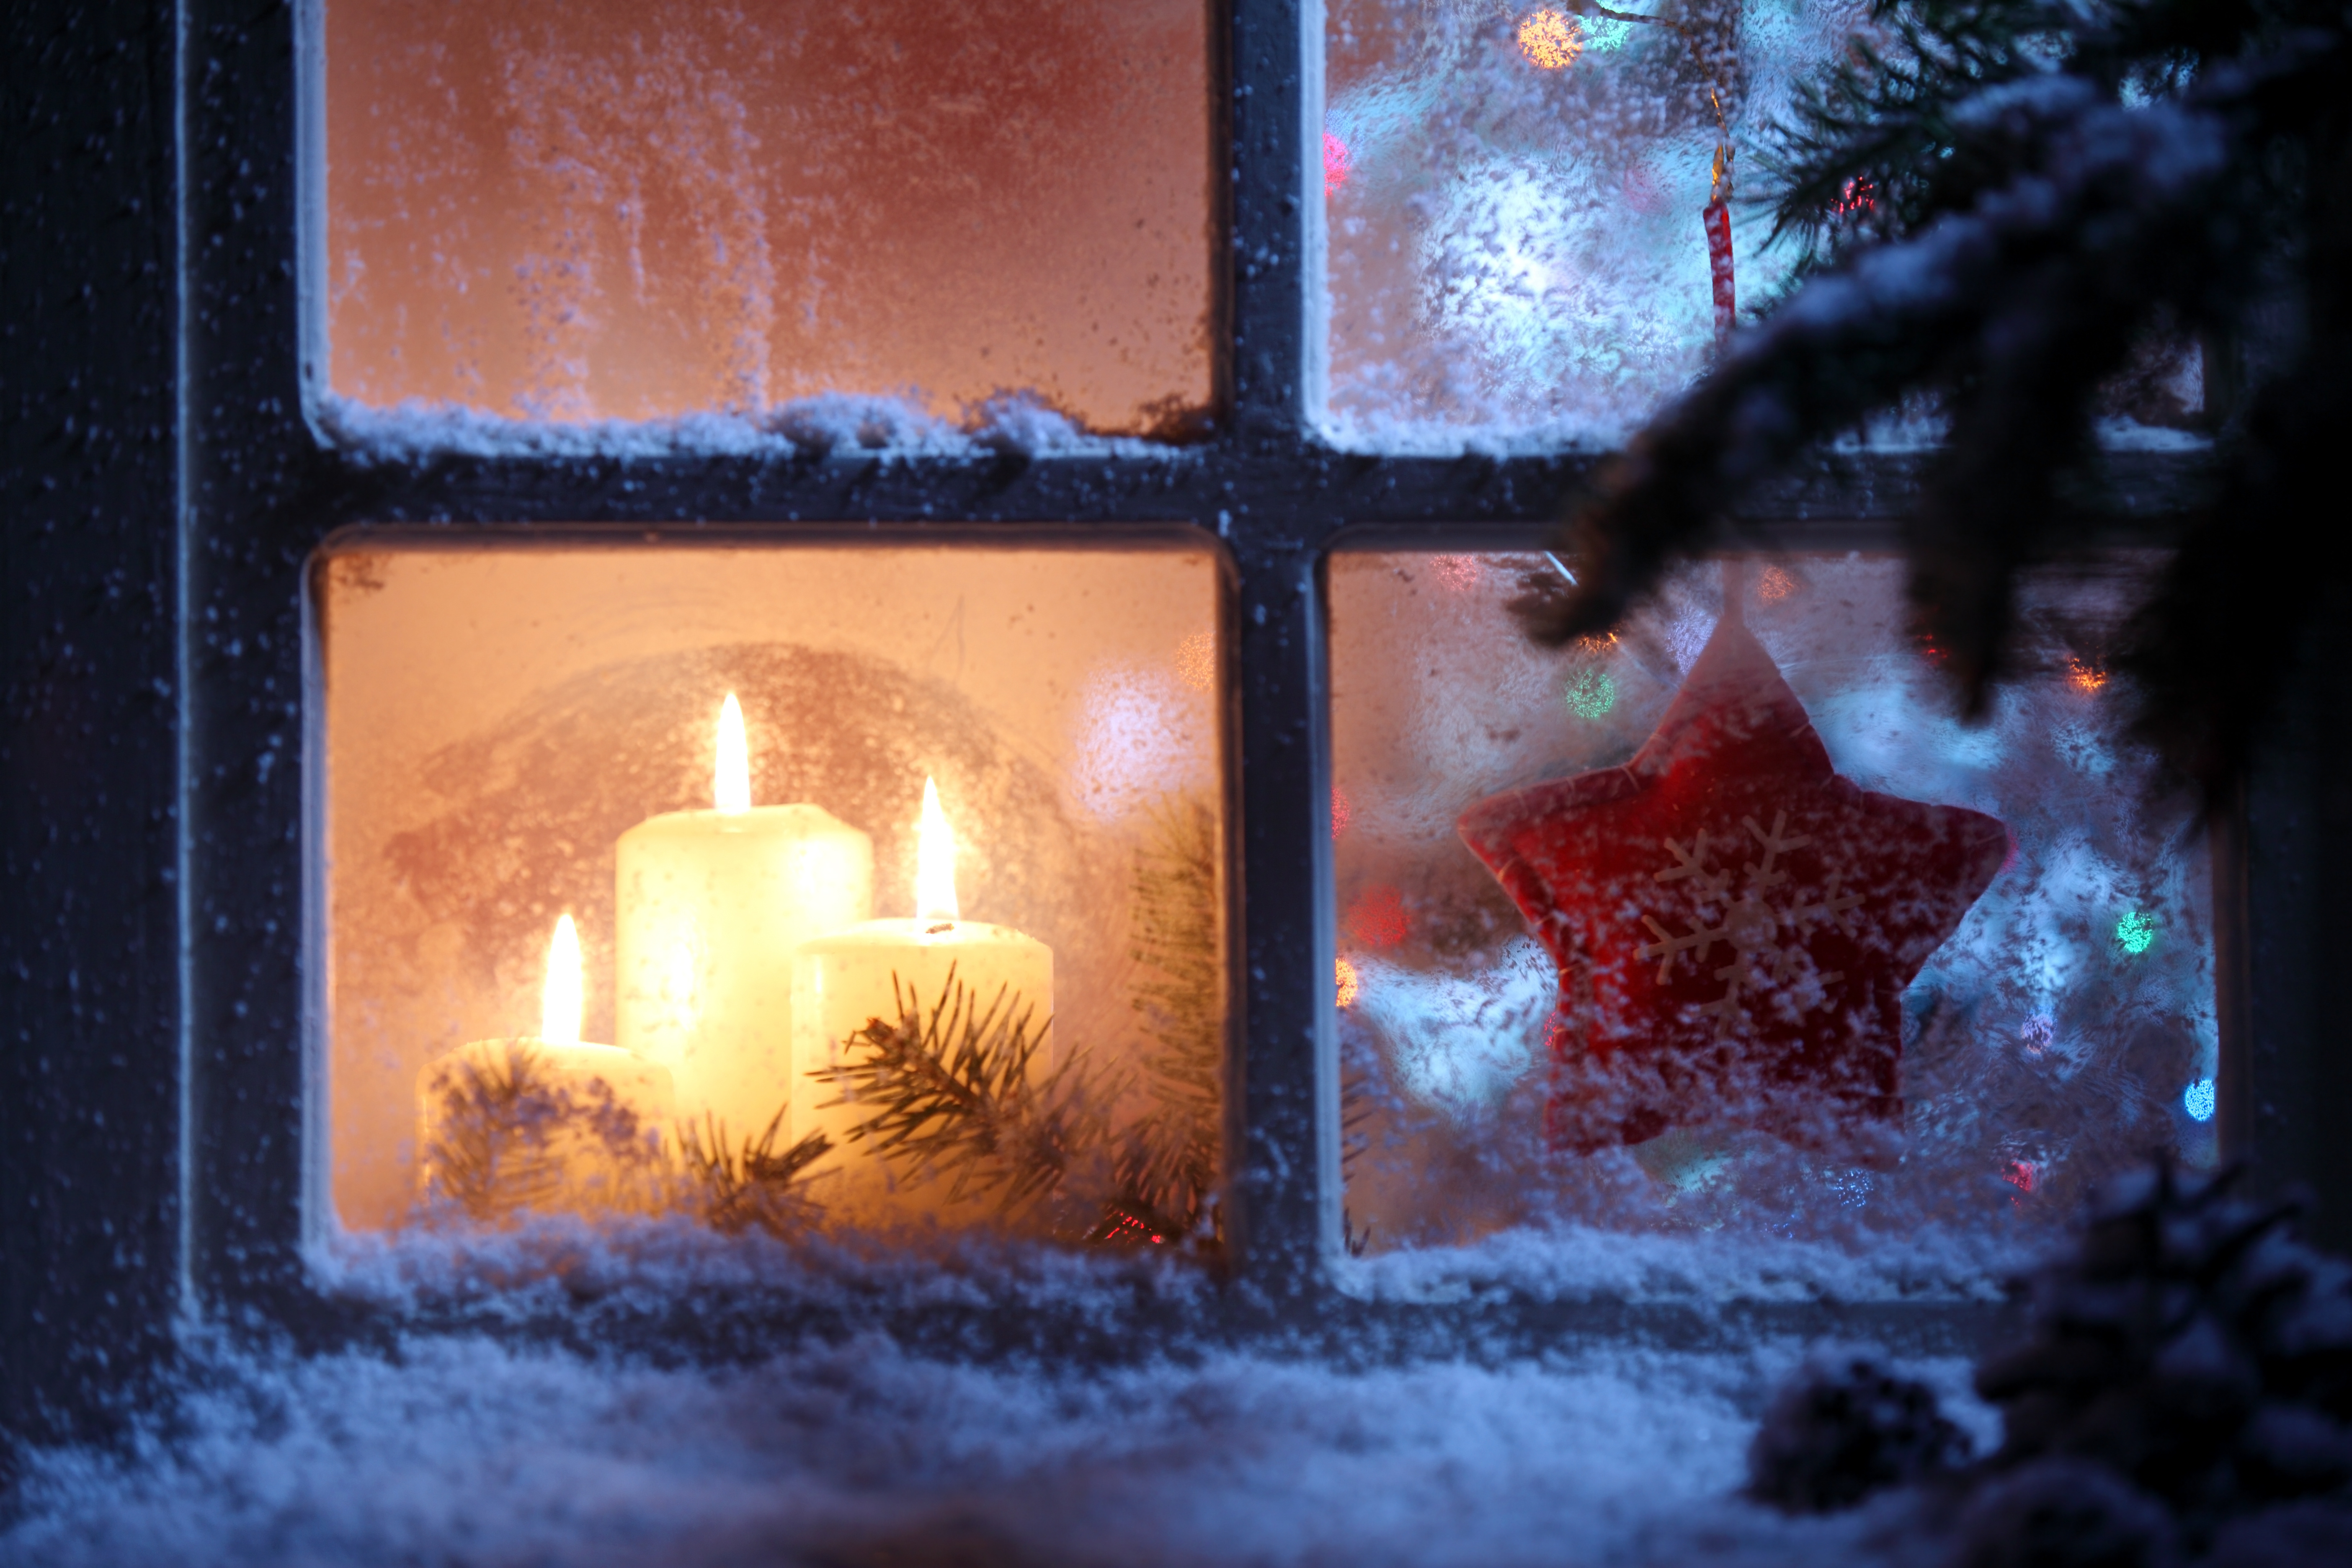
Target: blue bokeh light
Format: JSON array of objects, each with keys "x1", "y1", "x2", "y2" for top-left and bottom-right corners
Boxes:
[{"x1": 2183, "y1": 1078, "x2": 2216, "y2": 1122}]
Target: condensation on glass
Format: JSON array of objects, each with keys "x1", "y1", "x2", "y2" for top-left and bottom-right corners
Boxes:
[
  {"x1": 315, "y1": 539, "x2": 1228, "y2": 1251},
  {"x1": 1320, "y1": 4, "x2": 2212, "y2": 447},
  {"x1": 323, "y1": 1, "x2": 1215, "y2": 437},
  {"x1": 1321, "y1": 0, "x2": 1843, "y2": 444},
  {"x1": 1328, "y1": 551, "x2": 2217, "y2": 1257}
]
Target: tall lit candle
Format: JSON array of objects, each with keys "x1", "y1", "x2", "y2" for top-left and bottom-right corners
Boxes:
[
  {"x1": 416, "y1": 914, "x2": 676, "y2": 1215},
  {"x1": 616, "y1": 694, "x2": 874, "y2": 1138},
  {"x1": 792, "y1": 779, "x2": 1053, "y2": 1212}
]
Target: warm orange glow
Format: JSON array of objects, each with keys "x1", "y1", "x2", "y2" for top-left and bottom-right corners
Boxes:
[
  {"x1": 1176, "y1": 629, "x2": 1216, "y2": 691},
  {"x1": 1336, "y1": 955, "x2": 1361, "y2": 1008},
  {"x1": 916, "y1": 777, "x2": 961, "y2": 921},
  {"x1": 1757, "y1": 566, "x2": 1796, "y2": 603},
  {"x1": 2068, "y1": 657, "x2": 2109, "y2": 694},
  {"x1": 1517, "y1": 9, "x2": 1583, "y2": 70},
  {"x1": 324, "y1": 0, "x2": 1215, "y2": 436},
  {"x1": 543, "y1": 914, "x2": 584, "y2": 1045},
  {"x1": 715, "y1": 693, "x2": 751, "y2": 813}
]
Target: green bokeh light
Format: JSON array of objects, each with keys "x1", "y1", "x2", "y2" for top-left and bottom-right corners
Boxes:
[
  {"x1": 1564, "y1": 667, "x2": 1616, "y2": 720},
  {"x1": 2116, "y1": 910, "x2": 2156, "y2": 954}
]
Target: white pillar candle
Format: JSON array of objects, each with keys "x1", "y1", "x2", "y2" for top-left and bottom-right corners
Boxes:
[
  {"x1": 792, "y1": 779, "x2": 1053, "y2": 1216},
  {"x1": 417, "y1": 915, "x2": 676, "y2": 1217},
  {"x1": 616, "y1": 694, "x2": 873, "y2": 1139}
]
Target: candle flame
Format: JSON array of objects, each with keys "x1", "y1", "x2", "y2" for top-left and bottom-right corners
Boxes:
[
  {"x1": 715, "y1": 693, "x2": 751, "y2": 814},
  {"x1": 916, "y1": 777, "x2": 960, "y2": 921},
  {"x1": 544, "y1": 914, "x2": 583, "y2": 1045}
]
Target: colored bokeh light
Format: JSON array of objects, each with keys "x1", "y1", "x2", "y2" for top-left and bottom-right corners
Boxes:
[
  {"x1": 1516, "y1": 9, "x2": 1583, "y2": 70},
  {"x1": 1323, "y1": 131, "x2": 1353, "y2": 194},
  {"x1": 2116, "y1": 910, "x2": 2157, "y2": 954},
  {"x1": 2003, "y1": 1158, "x2": 2039, "y2": 1193},
  {"x1": 1563, "y1": 666, "x2": 1616, "y2": 720},
  {"x1": 1336, "y1": 955, "x2": 1361, "y2": 1008},
  {"x1": 2183, "y1": 1078, "x2": 2217, "y2": 1122},
  {"x1": 1756, "y1": 566, "x2": 1796, "y2": 603},
  {"x1": 1331, "y1": 784, "x2": 1353, "y2": 839},
  {"x1": 1346, "y1": 883, "x2": 1409, "y2": 949},
  {"x1": 2068, "y1": 656, "x2": 2109, "y2": 694}
]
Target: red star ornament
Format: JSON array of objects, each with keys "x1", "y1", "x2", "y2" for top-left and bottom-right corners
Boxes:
[{"x1": 1456, "y1": 610, "x2": 2006, "y2": 1162}]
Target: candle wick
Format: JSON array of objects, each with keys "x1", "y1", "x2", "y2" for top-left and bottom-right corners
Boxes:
[{"x1": 926, "y1": 921, "x2": 955, "y2": 936}]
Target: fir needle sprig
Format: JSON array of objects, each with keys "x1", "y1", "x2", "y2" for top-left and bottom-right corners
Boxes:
[
  {"x1": 1106, "y1": 797, "x2": 1226, "y2": 1241},
  {"x1": 418, "y1": 1042, "x2": 667, "y2": 1222},
  {"x1": 675, "y1": 1107, "x2": 832, "y2": 1239},
  {"x1": 814, "y1": 967, "x2": 1107, "y2": 1216}
]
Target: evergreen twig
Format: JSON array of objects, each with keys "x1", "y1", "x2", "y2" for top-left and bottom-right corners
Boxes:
[
  {"x1": 418, "y1": 1042, "x2": 665, "y2": 1222},
  {"x1": 814, "y1": 967, "x2": 1107, "y2": 1215},
  {"x1": 676, "y1": 1107, "x2": 831, "y2": 1239},
  {"x1": 1100, "y1": 797, "x2": 1226, "y2": 1244},
  {"x1": 1520, "y1": 0, "x2": 2352, "y2": 792}
]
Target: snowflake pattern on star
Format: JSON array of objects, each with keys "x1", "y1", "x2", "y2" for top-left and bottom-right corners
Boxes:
[{"x1": 1457, "y1": 608, "x2": 2009, "y2": 1161}]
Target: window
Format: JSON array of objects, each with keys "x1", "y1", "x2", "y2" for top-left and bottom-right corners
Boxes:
[
  {"x1": 143, "y1": 0, "x2": 2248, "y2": 1342},
  {"x1": 1330, "y1": 549, "x2": 2215, "y2": 1284},
  {"x1": 316, "y1": 536, "x2": 1226, "y2": 1245},
  {"x1": 320, "y1": 0, "x2": 1216, "y2": 440}
]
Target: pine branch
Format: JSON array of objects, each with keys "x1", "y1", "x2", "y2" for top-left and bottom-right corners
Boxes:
[
  {"x1": 676, "y1": 1107, "x2": 831, "y2": 1239},
  {"x1": 1520, "y1": 9, "x2": 2351, "y2": 779},
  {"x1": 1106, "y1": 797, "x2": 1226, "y2": 1240},
  {"x1": 418, "y1": 1042, "x2": 667, "y2": 1222},
  {"x1": 1756, "y1": 0, "x2": 2076, "y2": 260},
  {"x1": 420, "y1": 1044, "x2": 567, "y2": 1222},
  {"x1": 813, "y1": 967, "x2": 1108, "y2": 1216}
]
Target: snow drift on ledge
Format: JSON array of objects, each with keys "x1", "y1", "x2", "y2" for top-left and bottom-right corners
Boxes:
[{"x1": 3, "y1": 1324, "x2": 1990, "y2": 1568}]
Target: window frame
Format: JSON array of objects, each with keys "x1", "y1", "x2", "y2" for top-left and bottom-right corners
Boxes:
[{"x1": 173, "y1": 0, "x2": 2226, "y2": 1359}]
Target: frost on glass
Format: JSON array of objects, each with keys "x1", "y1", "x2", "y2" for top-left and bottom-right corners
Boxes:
[
  {"x1": 324, "y1": 0, "x2": 1213, "y2": 438},
  {"x1": 1331, "y1": 552, "x2": 2216, "y2": 1264},
  {"x1": 1323, "y1": 0, "x2": 1852, "y2": 445},
  {"x1": 318, "y1": 543, "x2": 1226, "y2": 1251}
]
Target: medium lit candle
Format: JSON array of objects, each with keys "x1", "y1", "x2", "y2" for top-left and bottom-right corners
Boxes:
[
  {"x1": 615, "y1": 694, "x2": 874, "y2": 1138},
  {"x1": 416, "y1": 914, "x2": 676, "y2": 1215},
  {"x1": 792, "y1": 778, "x2": 1053, "y2": 1214}
]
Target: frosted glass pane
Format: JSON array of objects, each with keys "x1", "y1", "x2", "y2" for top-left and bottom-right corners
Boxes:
[
  {"x1": 1322, "y1": 3, "x2": 1840, "y2": 444},
  {"x1": 325, "y1": 1, "x2": 1215, "y2": 438},
  {"x1": 318, "y1": 541, "x2": 1227, "y2": 1251},
  {"x1": 1330, "y1": 552, "x2": 2217, "y2": 1269}
]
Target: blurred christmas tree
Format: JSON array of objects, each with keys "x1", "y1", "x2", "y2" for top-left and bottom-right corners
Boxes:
[{"x1": 1527, "y1": 0, "x2": 2350, "y2": 793}]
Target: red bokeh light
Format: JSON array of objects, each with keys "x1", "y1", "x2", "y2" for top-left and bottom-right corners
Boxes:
[
  {"x1": 1324, "y1": 132, "x2": 1353, "y2": 194},
  {"x1": 1833, "y1": 176, "x2": 1877, "y2": 217},
  {"x1": 1346, "y1": 883, "x2": 1409, "y2": 949}
]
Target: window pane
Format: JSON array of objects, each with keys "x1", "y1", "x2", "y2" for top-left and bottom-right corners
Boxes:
[
  {"x1": 1322, "y1": 2, "x2": 1837, "y2": 445},
  {"x1": 324, "y1": 1, "x2": 1215, "y2": 439},
  {"x1": 318, "y1": 539, "x2": 1227, "y2": 1254},
  {"x1": 1329, "y1": 551, "x2": 2216, "y2": 1277}
]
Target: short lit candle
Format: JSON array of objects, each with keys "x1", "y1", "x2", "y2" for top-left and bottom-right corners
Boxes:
[
  {"x1": 416, "y1": 914, "x2": 676, "y2": 1214},
  {"x1": 792, "y1": 779, "x2": 1053, "y2": 1211},
  {"x1": 616, "y1": 694, "x2": 874, "y2": 1137}
]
